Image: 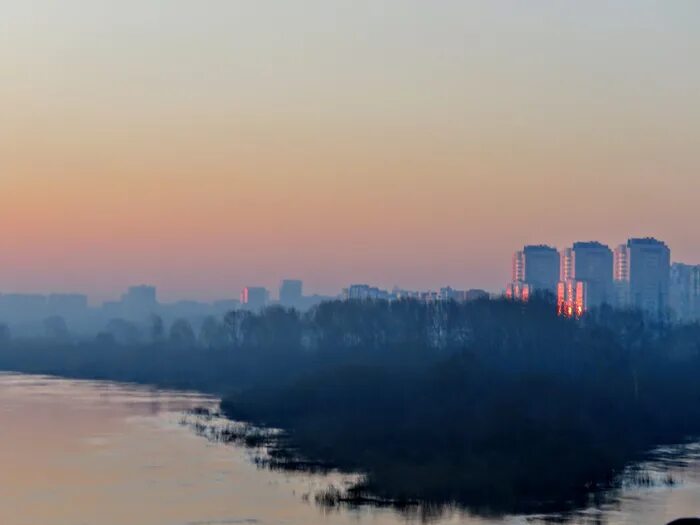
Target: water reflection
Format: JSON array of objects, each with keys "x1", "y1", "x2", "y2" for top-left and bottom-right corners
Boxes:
[{"x1": 0, "y1": 373, "x2": 698, "y2": 525}]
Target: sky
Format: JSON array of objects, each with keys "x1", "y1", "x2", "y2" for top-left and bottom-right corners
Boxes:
[{"x1": 2, "y1": 1, "x2": 700, "y2": 302}]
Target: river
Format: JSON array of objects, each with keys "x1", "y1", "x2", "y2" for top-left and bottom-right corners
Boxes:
[{"x1": 0, "y1": 372, "x2": 698, "y2": 525}]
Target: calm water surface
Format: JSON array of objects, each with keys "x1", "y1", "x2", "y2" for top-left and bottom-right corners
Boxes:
[{"x1": 0, "y1": 373, "x2": 698, "y2": 525}]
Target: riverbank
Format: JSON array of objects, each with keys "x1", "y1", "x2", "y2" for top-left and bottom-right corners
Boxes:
[
  {"x1": 4, "y1": 373, "x2": 698, "y2": 525},
  {"x1": 2, "y1": 299, "x2": 700, "y2": 514},
  {"x1": 218, "y1": 360, "x2": 700, "y2": 514}
]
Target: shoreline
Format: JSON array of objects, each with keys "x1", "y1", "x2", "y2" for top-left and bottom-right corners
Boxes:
[{"x1": 3, "y1": 367, "x2": 699, "y2": 520}]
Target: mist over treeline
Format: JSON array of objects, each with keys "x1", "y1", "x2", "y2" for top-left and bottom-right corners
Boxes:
[
  {"x1": 1, "y1": 297, "x2": 700, "y2": 513},
  {"x1": 0, "y1": 302, "x2": 237, "y2": 341}
]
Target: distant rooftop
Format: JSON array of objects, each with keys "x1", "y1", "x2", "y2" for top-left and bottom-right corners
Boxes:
[
  {"x1": 523, "y1": 244, "x2": 558, "y2": 252},
  {"x1": 627, "y1": 237, "x2": 668, "y2": 247},
  {"x1": 572, "y1": 241, "x2": 610, "y2": 250}
]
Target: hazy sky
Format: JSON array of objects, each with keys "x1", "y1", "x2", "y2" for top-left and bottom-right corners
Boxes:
[{"x1": 2, "y1": 1, "x2": 699, "y2": 302}]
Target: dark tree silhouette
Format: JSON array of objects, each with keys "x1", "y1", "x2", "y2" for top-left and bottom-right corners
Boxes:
[
  {"x1": 1, "y1": 297, "x2": 699, "y2": 514},
  {"x1": 169, "y1": 318, "x2": 196, "y2": 347},
  {"x1": 43, "y1": 316, "x2": 69, "y2": 341},
  {"x1": 0, "y1": 323, "x2": 10, "y2": 344},
  {"x1": 148, "y1": 314, "x2": 165, "y2": 342},
  {"x1": 105, "y1": 318, "x2": 141, "y2": 345},
  {"x1": 199, "y1": 316, "x2": 228, "y2": 349}
]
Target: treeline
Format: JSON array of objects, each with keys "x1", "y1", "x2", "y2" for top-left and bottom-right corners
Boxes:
[
  {"x1": 1, "y1": 297, "x2": 700, "y2": 513},
  {"x1": 218, "y1": 299, "x2": 700, "y2": 512}
]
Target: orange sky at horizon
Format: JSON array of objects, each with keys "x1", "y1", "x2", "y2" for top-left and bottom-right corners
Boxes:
[{"x1": 2, "y1": 1, "x2": 699, "y2": 301}]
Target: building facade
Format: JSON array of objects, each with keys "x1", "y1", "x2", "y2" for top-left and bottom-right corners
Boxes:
[
  {"x1": 522, "y1": 245, "x2": 560, "y2": 293},
  {"x1": 613, "y1": 244, "x2": 631, "y2": 307},
  {"x1": 512, "y1": 251, "x2": 525, "y2": 282},
  {"x1": 670, "y1": 263, "x2": 700, "y2": 321},
  {"x1": 560, "y1": 248, "x2": 574, "y2": 281},
  {"x1": 506, "y1": 245, "x2": 559, "y2": 300},
  {"x1": 557, "y1": 242, "x2": 613, "y2": 316},
  {"x1": 120, "y1": 285, "x2": 158, "y2": 319},
  {"x1": 557, "y1": 279, "x2": 587, "y2": 318},
  {"x1": 279, "y1": 279, "x2": 303, "y2": 307},
  {"x1": 616, "y1": 238, "x2": 671, "y2": 318},
  {"x1": 240, "y1": 287, "x2": 269, "y2": 310}
]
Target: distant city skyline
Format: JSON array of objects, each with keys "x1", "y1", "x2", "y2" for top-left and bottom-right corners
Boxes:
[
  {"x1": 505, "y1": 236, "x2": 695, "y2": 320},
  {"x1": 0, "y1": 232, "x2": 695, "y2": 306},
  {"x1": 0, "y1": 234, "x2": 698, "y2": 337}
]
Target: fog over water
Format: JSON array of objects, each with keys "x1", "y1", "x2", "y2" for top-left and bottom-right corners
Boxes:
[{"x1": 1, "y1": 373, "x2": 698, "y2": 525}]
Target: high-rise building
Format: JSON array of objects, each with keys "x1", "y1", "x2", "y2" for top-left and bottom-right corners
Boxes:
[
  {"x1": 240, "y1": 287, "x2": 269, "y2": 311},
  {"x1": 557, "y1": 242, "x2": 613, "y2": 316},
  {"x1": 123, "y1": 285, "x2": 157, "y2": 306},
  {"x1": 505, "y1": 281, "x2": 532, "y2": 302},
  {"x1": 120, "y1": 285, "x2": 158, "y2": 318},
  {"x1": 557, "y1": 279, "x2": 587, "y2": 318},
  {"x1": 616, "y1": 238, "x2": 671, "y2": 317},
  {"x1": 670, "y1": 263, "x2": 700, "y2": 321},
  {"x1": 279, "y1": 280, "x2": 303, "y2": 307},
  {"x1": 506, "y1": 245, "x2": 559, "y2": 301},
  {"x1": 512, "y1": 251, "x2": 525, "y2": 282},
  {"x1": 613, "y1": 244, "x2": 631, "y2": 307},
  {"x1": 573, "y1": 241, "x2": 614, "y2": 308},
  {"x1": 522, "y1": 245, "x2": 560, "y2": 293},
  {"x1": 560, "y1": 248, "x2": 574, "y2": 281},
  {"x1": 614, "y1": 244, "x2": 630, "y2": 282}
]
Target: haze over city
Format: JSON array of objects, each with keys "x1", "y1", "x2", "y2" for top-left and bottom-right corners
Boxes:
[
  {"x1": 3, "y1": 1, "x2": 700, "y2": 302},
  {"x1": 6, "y1": 3, "x2": 700, "y2": 525}
]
